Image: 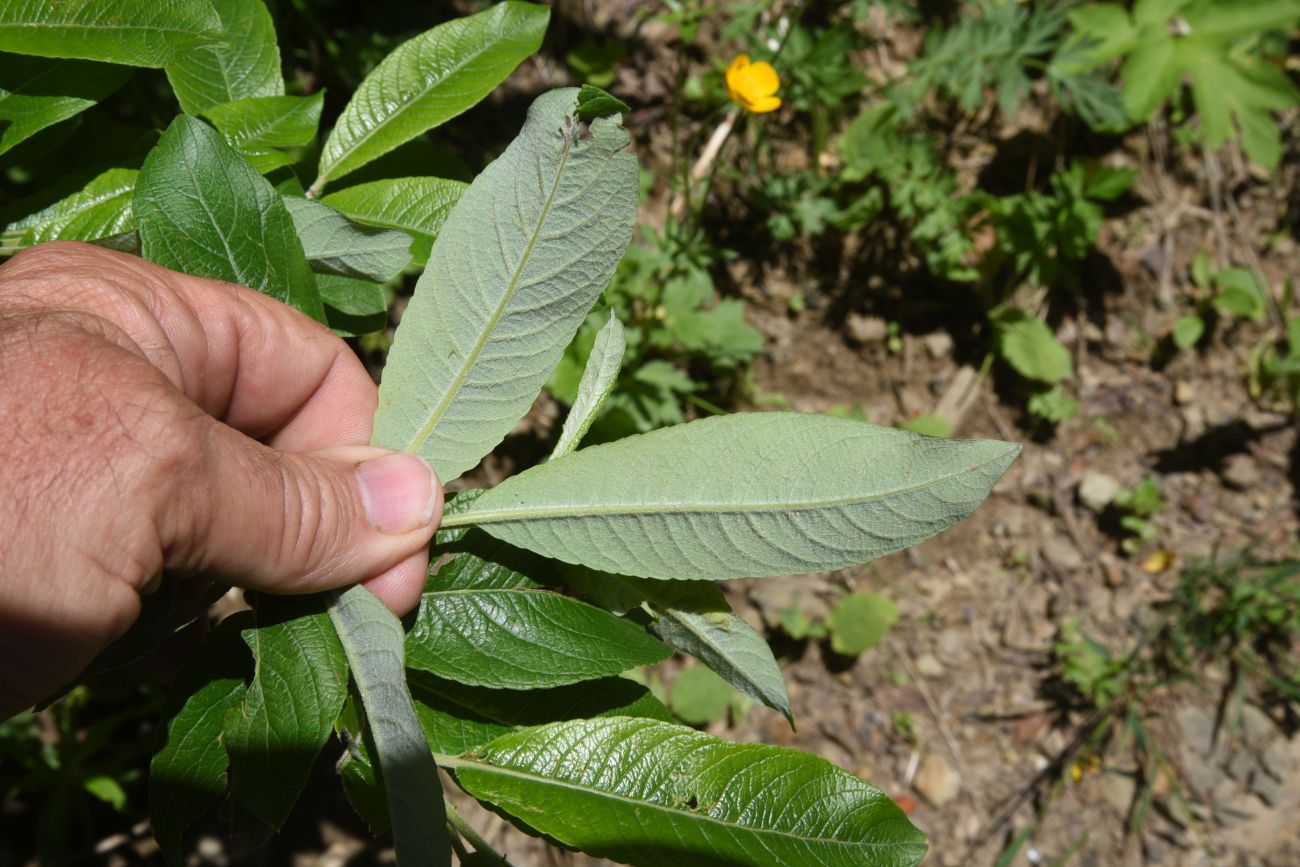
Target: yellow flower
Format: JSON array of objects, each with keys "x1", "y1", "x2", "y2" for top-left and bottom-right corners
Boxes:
[{"x1": 726, "y1": 54, "x2": 781, "y2": 114}]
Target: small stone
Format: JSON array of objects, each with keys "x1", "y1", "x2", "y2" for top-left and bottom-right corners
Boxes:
[
  {"x1": 1250, "y1": 772, "x2": 1284, "y2": 807},
  {"x1": 1221, "y1": 454, "x2": 1262, "y2": 491},
  {"x1": 1238, "y1": 703, "x2": 1275, "y2": 748},
  {"x1": 914, "y1": 754, "x2": 961, "y2": 806},
  {"x1": 915, "y1": 653, "x2": 944, "y2": 678},
  {"x1": 1227, "y1": 750, "x2": 1255, "y2": 783},
  {"x1": 846, "y1": 314, "x2": 889, "y2": 344},
  {"x1": 1101, "y1": 772, "x2": 1137, "y2": 813},
  {"x1": 1260, "y1": 737, "x2": 1294, "y2": 780},
  {"x1": 1041, "y1": 536, "x2": 1084, "y2": 572},
  {"x1": 935, "y1": 628, "x2": 966, "y2": 667},
  {"x1": 1078, "y1": 471, "x2": 1122, "y2": 513},
  {"x1": 1174, "y1": 381, "x2": 1196, "y2": 405},
  {"x1": 923, "y1": 331, "x2": 954, "y2": 359}
]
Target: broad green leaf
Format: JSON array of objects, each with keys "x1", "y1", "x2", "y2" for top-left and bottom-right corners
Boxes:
[
  {"x1": 551, "y1": 314, "x2": 624, "y2": 459},
  {"x1": 150, "y1": 615, "x2": 251, "y2": 866},
  {"x1": 669, "y1": 666, "x2": 736, "y2": 725},
  {"x1": 993, "y1": 309, "x2": 1073, "y2": 384},
  {"x1": 446, "y1": 717, "x2": 928, "y2": 867},
  {"x1": 335, "y1": 697, "x2": 390, "y2": 835},
  {"x1": 1120, "y1": 37, "x2": 1185, "y2": 121},
  {"x1": 203, "y1": 93, "x2": 323, "y2": 173},
  {"x1": 826, "y1": 592, "x2": 898, "y2": 656},
  {"x1": 321, "y1": 176, "x2": 466, "y2": 266},
  {"x1": 1172, "y1": 314, "x2": 1205, "y2": 349},
  {"x1": 370, "y1": 88, "x2": 637, "y2": 481},
  {"x1": 643, "y1": 580, "x2": 792, "y2": 723},
  {"x1": 0, "y1": 54, "x2": 131, "y2": 155},
  {"x1": 0, "y1": 1, "x2": 221, "y2": 67},
  {"x1": 446, "y1": 413, "x2": 1019, "y2": 581},
  {"x1": 410, "y1": 671, "x2": 672, "y2": 756},
  {"x1": 224, "y1": 596, "x2": 348, "y2": 837},
  {"x1": 1063, "y1": 4, "x2": 1135, "y2": 68},
  {"x1": 283, "y1": 196, "x2": 412, "y2": 282},
  {"x1": 318, "y1": 274, "x2": 388, "y2": 336},
  {"x1": 575, "y1": 83, "x2": 630, "y2": 121},
  {"x1": 134, "y1": 115, "x2": 324, "y2": 321},
  {"x1": 313, "y1": 1, "x2": 550, "y2": 188},
  {"x1": 1214, "y1": 268, "x2": 1269, "y2": 321},
  {"x1": 328, "y1": 586, "x2": 450, "y2": 867},
  {"x1": 165, "y1": 0, "x2": 282, "y2": 115},
  {"x1": 6, "y1": 167, "x2": 137, "y2": 247}
]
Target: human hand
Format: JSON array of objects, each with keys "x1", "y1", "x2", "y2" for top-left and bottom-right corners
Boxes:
[{"x1": 0, "y1": 242, "x2": 442, "y2": 718}]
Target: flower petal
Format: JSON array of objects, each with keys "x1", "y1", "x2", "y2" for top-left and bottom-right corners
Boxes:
[
  {"x1": 745, "y1": 61, "x2": 780, "y2": 97},
  {"x1": 746, "y1": 94, "x2": 782, "y2": 113}
]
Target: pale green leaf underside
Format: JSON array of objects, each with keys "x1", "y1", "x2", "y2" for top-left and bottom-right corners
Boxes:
[
  {"x1": 7, "y1": 168, "x2": 137, "y2": 248},
  {"x1": 0, "y1": 0, "x2": 221, "y2": 67},
  {"x1": 315, "y1": 1, "x2": 549, "y2": 186},
  {"x1": 321, "y1": 176, "x2": 466, "y2": 266},
  {"x1": 451, "y1": 413, "x2": 1020, "y2": 580},
  {"x1": 0, "y1": 55, "x2": 132, "y2": 155},
  {"x1": 134, "y1": 115, "x2": 324, "y2": 321},
  {"x1": 165, "y1": 0, "x2": 283, "y2": 115},
  {"x1": 371, "y1": 88, "x2": 637, "y2": 482},
  {"x1": 551, "y1": 313, "x2": 625, "y2": 459},
  {"x1": 447, "y1": 717, "x2": 927, "y2": 867},
  {"x1": 328, "y1": 586, "x2": 450, "y2": 867},
  {"x1": 405, "y1": 587, "x2": 671, "y2": 689},
  {"x1": 283, "y1": 195, "x2": 412, "y2": 282}
]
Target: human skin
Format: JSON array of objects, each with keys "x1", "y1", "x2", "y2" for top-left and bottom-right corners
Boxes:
[{"x1": 0, "y1": 241, "x2": 442, "y2": 719}]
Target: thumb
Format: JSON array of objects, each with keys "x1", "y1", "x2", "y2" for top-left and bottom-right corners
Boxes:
[{"x1": 167, "y1": 423, "x2": 441, "y2": 611}]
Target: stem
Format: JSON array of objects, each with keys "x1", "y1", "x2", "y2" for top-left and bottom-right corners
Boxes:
[{"x1": 445, "y1": 799, "x2": 514, "y2": 866}]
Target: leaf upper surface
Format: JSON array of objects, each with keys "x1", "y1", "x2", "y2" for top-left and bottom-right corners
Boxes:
[
  {"x1": 0, "y1": 54, "x2": 132, "y2": 155},
  {"x1": 134, "y1": 115, "x2": 324, "y2": 321},
  {"x1": 8, "y1": 167, "x2": 137, "y2": 247},
  {"x1": 321, "y1": 176, "x2": 466, "y2": 266},
  {"x1": 315, "y1": 1, "x2": 549, "y2": 186},
  {"x1": 450, "y1": 413, "x2": 1019, "y2": 580},
  {"x1": 371, "y1": 88, "x2": 637, "y2": 481},
  {"x1": 448, "y1": 717, "x2": 928, "y2": 867},
  {"x1": 165, "y1": 0, "x2": 283, "y2": 114},
  {"x1": 0, "y1": 0, "x2": 221, "y2": 67}
]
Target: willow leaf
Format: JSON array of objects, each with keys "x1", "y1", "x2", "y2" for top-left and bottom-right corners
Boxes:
[
  {"x1": 165, "y1": 0, "x2": 283, "y2": 114},
  {"x1": 446, "y1": 717, "x2": 927, "y2": 867},
  {"x1": 371, "y1": 88, "x2": 637, "y2": 481},
  {"x1": 0, "y1": 1, "x2": 221, "y2": 67},
  {"x1": 551, "y1": 314, "x2": 624, "y2": 459},
  {"x1": 283, "y1": 196, "x2": 412, "y2": 282},
  {"x1": 7, "y1": 167, "x2": 137, "y2": 248},
  {"x1": 0, "y1": 55, "x2": 132, "y2": 155},
  {"x1": 321, "y1": 176, "x2": 466, "y2": 266},
  {"x1": 447, "y1": 413, "x2": 1019, "y2": 580},
  {"x1": 314, "y1": 1, "x2": 549, "y2": 187},
  {"x1": 328, "y1": 585, "x2": 450, "y2": 867}
]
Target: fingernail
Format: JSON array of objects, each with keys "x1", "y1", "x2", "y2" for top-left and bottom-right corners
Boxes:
[{"x1": 356, "y1": 453, "x2": 438, "y2": 534}]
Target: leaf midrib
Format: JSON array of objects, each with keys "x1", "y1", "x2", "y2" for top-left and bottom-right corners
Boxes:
[
  {"x1": 402, "y1": 127, "x2": 574, "y2": 455},
  {"x1": 439, "y1": 749, "x2": 924, "y2": 854},
  {"x1": 442, "y1": 447, "x2": 1015, "y2": 529}
]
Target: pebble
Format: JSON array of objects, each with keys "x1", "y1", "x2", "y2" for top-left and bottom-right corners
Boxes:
[
  {"x1": 846, "y1": 313, "x2": 889, "y2": 344},
  {"x1": 923, "y1": 331, "x2": 954, "y2": 358},
  {"x1": 1221, "y1": 454, "x2": 1262, "y2": 490},
  {"x1": 1078, "y1": 471, "x2": 1122, "y2": 513},
  {"x1": 915, "y1": 653, "x2": 945, "y2": 678},
  {"x1": 935, "y1": 628, "x2": 967, "y2": 667},
  {"x1": 1041, "y1": 536, "x2": 1084, "y2": 572},
  {"x1": 1174, "y1": 380, "x2": 1196, "y2": 405},
  {"x1": 1101, "y1": 773, "x2": 1136, "y2": 813},
  {"x1": 1238, "y1": 703, "x2": 1274, "y2": 748},
  {"x1": 914, "y1": 753, "x2": 962, "y2": 806}
]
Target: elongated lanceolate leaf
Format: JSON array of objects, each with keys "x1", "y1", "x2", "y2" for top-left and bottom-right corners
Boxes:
[
  {"x1": 328, "y1": 586, "x2": 450, "y2": 867},
  {"x1": 165, "y1": 0, "x2": 283, "y2": 115},
  {"x1": 371, "y1": 88, "x2": 637, "y2": 480},
  {"x1": 150, "y1": 615, "x2": 251, "y2": 866},
  {"x1": 0, "y1": 1, "x2": 221, "y2": 67},
  {"x1": 321, "y1": 176, "x2": 466, "y2": 266},
  {"x1": 643, "y1": 581, "x2": 792, "y2": 723},
  {"x1": 204, "y1": 93, "x2": 323, "y2": 173},
  {"x1": 551, "y1": 314, "x2": 624, "y2": 459},
  {"x1": 446, "y1": 717, "x2": 927, "y2": 867},
  {"x1": 6, "y1": 167, "x2": 137, "y2": 248},
  {"x1": 410, "y1": 671, "x2": 673, "y2": 757},
  {"x1": 0, "y1": 54, "x2": 132, "y2": 155},
  {"x1": 134, "y1": 115, "x2": 324, "y2": 321},
  {"x1": 448, "y1": 413, "x2": 1020, "y2": 580},
  {"x1": 283, "y1": 196, "x2": 412, "y2": 282},
  {"x1": 314, "y1": 1, "x2": 549, "y2": 187},
  {"x1": 224, "y1": 597, "x2": 348, "y2": 837}
]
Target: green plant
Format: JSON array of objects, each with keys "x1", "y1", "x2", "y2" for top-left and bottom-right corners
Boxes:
[
  {"x1": 1066, "y1": 0, "x2": 1300, "y2": 168},
  {"x1": 1, "y1": 4, "x2": 1022, "y2": 865},
  {"x1": 1113, "y1": 478, "x2": 1167, "y2": 554},
  {"x1": 777, "y1": 590, "x2": 900, "y2": 657}
]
